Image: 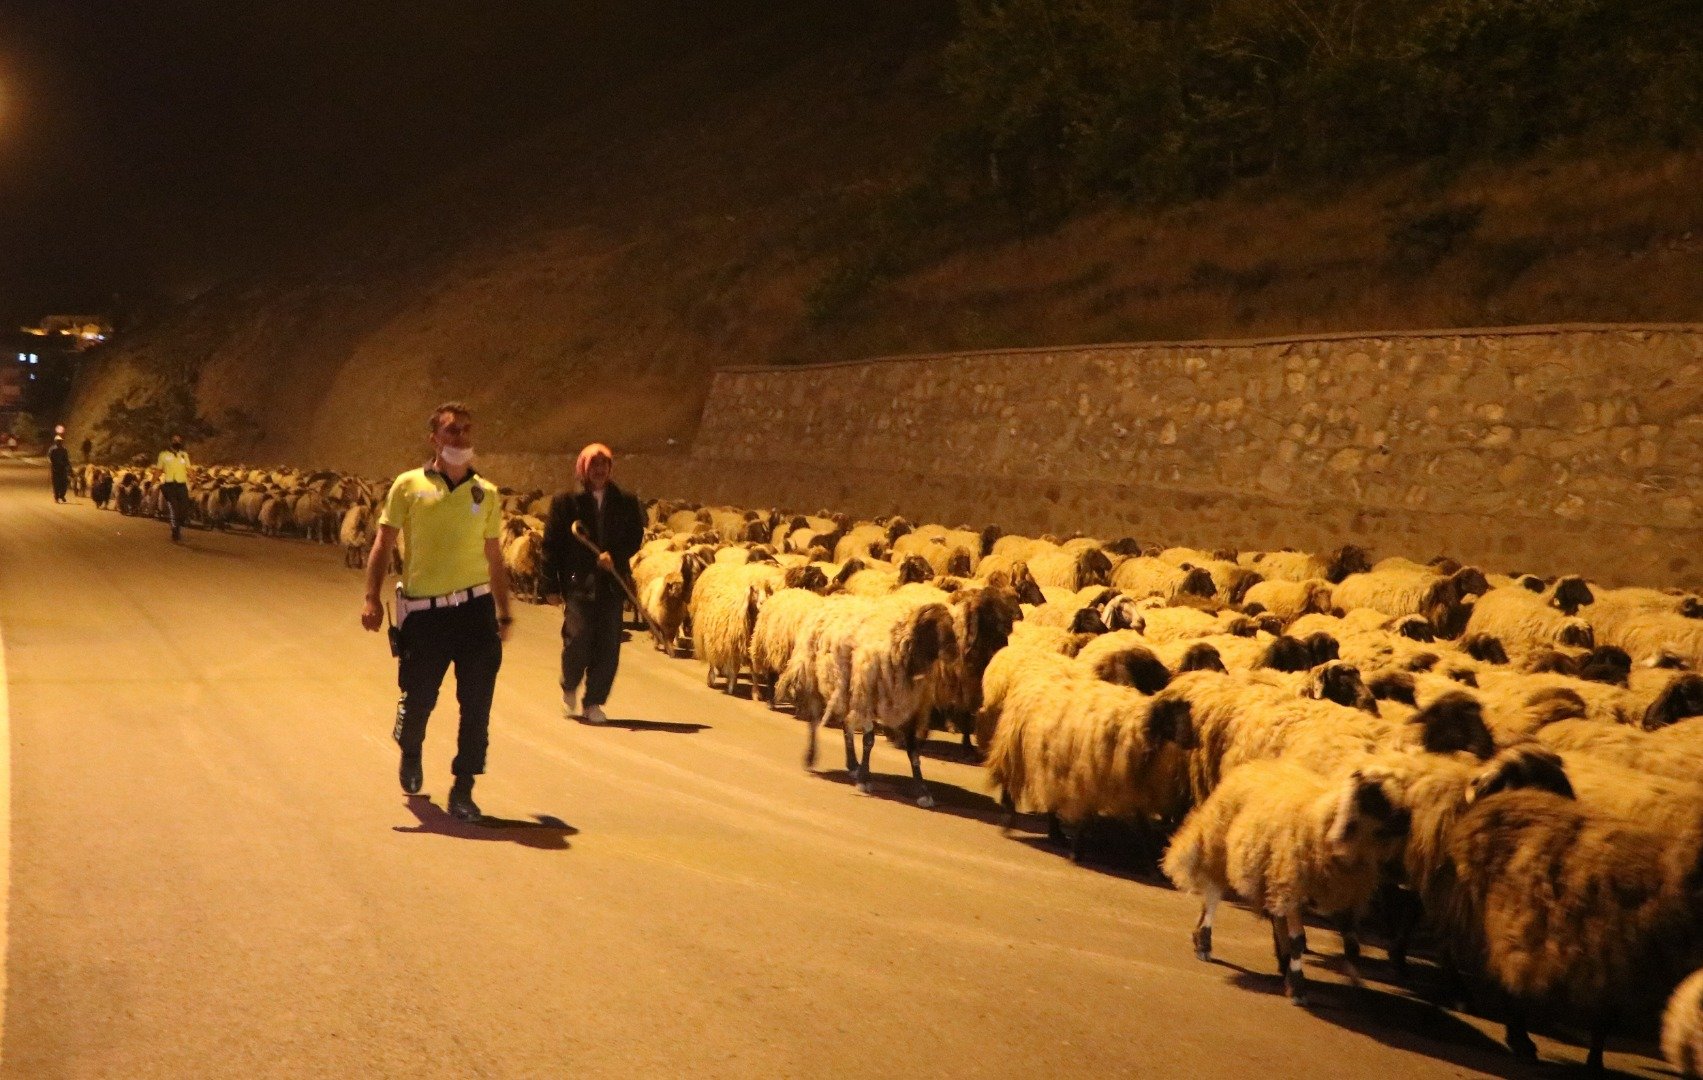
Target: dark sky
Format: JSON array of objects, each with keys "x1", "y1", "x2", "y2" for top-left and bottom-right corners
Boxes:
[{"x1": 0, "y1": 1, "x2": 743, "y2": 327}]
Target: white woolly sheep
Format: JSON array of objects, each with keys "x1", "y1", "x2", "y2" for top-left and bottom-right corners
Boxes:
[
  {"x1": 1110, "y1": 557, "x2": 1217, "y2": 603},
  {"x1": 984, "y1": 675, "x2": 1196, "y2": 858},
  {"x1": 1162, "y1": 759, "x2": 1409, "y2": 1004},
  {"x1": 1463, "y1": 579, "x2": 1595, "y2": 656},
  {"x1": 1237, "y1": 544, "x2": 1371, "y2": 584},
  {"x1": 800, "y1": 597, "x2": 958, "y2": 807}
]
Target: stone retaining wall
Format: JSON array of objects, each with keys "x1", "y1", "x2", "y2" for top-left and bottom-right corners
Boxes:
[{"x1": 498, "y1": 325, "x2": 1703, "y2": 587}]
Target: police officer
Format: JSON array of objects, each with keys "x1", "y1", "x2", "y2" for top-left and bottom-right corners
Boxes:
[
  {"x1": 541, "y1": 443, "x2": 644, "y2": 725},
  {"x1": 157, "y1": 435, "x2": 192, "y2": 541},
  {"x1": 360, "y1": 402, "x2": 513, "y2": 822},
  {"x1": 48, "y1": 435, "x2": 71, "y2": 503}
]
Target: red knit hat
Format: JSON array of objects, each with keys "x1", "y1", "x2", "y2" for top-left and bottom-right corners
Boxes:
[{"x1": 575, "y1": 442, "x2": 613, "y2": 482}]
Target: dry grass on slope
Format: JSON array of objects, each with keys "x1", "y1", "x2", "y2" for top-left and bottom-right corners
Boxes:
[{"x1": 798, "y1": 148, "x2": 1703, "y2": 362}]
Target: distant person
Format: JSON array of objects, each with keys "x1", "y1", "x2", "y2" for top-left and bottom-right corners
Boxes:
[
  {"x1": 541, "y1": 443, "x2": 644, "y2": 725},
  {"x1": 360, "y1": 402, "x2": 513, "y2": 823},
  {"x1": 80, "y1": 436, "x2": 93, "y2": 463},
  {"x1": 48, "y1": 436, "x2": 71, "y2": 503},
  {"x1": 156, "y1": 435, "x2": 192, "y2": 542}
]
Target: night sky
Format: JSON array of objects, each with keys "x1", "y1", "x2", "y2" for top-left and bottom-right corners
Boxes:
[{"x1": 0, "y1": 1, "x2": 771, "y2": 328}]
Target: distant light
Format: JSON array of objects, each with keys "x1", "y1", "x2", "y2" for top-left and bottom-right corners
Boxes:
[{"x1": 28, "y1": 354, "x2": 37, "y2": 364}]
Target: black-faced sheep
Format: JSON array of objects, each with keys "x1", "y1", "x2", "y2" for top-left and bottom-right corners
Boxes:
[
  {"x1": 1444, "y1": 763, "x2": 1703, "y2": 1071},
  {"x1": 1238, "y1": 544, "x2": 1371, "y2": 584},
  {"x1": 1162, "y1": 760, "x2": 1410, "y2": 1004}
]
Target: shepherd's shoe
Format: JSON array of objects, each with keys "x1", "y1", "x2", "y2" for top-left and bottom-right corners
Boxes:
[
  {"x1": 562, "y1": 690, "x2": 580, "y2": 719},
  {"x1": 582, "y1": 703, "x2": 608, "y2": 725}
]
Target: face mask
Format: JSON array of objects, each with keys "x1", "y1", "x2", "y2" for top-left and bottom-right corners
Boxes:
[
  {"x1": 171, "y1": 443, "x2": 183, "y2": 451},
  {"x1": 439, "y1": 445, "x2": 474, "y2": 468}
]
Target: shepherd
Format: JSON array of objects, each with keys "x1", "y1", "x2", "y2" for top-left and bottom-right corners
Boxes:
[{"x1": 541, "y1": 443, "x2": 644, "y2": 725}]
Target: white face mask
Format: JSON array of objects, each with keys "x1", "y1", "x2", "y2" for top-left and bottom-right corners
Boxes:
[{"x1": 438, "y1": 445, "x2": 474, "y2": 468}]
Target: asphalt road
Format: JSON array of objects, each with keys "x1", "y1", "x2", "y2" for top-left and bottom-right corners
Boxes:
[{"x1": 0, "y1": 459, "x2": 1668, "y2": 1079}]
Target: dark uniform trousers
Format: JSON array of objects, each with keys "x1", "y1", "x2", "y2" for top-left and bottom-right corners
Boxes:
[
  {"x1": 394, "y1": 592, "x2": 503, "y2": 776},
  {"x1": 561, "y1": 585, "x2": 624, "y2": 707},
  {"x1": 162, "y1": 482, "x2": 191, "y2": 534}
]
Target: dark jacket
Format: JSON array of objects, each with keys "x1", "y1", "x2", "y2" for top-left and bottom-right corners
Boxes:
[
  {"x1": 541, "y1": 481, "x2": 644, "y2": 599},
  {"x1": 48, "y1": 443, "x2": 71, "y2": 478}
]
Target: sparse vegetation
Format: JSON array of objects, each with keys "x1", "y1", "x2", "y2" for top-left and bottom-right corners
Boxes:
[{"x1": 94, "y1": 382, "x2": 220, "y2": 464}]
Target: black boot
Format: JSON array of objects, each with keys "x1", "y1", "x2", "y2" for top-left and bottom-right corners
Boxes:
[
  {"x1": 399, "y1": 752, "x2": 423, "y2": 795},
  {"x1": 448, "y1": 775, "x2": 482, "y2": 822}
]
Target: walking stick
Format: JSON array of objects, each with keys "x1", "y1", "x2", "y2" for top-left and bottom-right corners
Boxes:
[{"x1": 570, "y1": 520, "x2": 668, "y2": 650}]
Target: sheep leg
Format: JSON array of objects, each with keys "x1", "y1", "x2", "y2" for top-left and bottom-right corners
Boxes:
[
  {"x1": 1339, "y1": 914, "x2": 1363, "y2": 988},
  {"x1": 1386, "y1": 888, "x2": 1422, "y2": 975},
  {"x1": 1046, "y1": 813, "x2": 1067, "y2": 846},
  {"x1": 1070, "y1": 819, "x2": 1091, "y2": 865},
  {"x1": 840, "y1": 724, "x2": 857, "y2": 773},
  {"x1": 855, "y1": 728, "x2": 876, "y2": 792},
  {"x1": 999, "y1": 789, "x2": 1017, "y2": 831},
  {"x1": 1586, "y1": 1013, "x2": 1612, "y2": 1075},
  {"x1": 1193, "y1": 890, "x2": 1220, "y2": 961},
  {"x1": 1503, "y1": 1009, "x2": 1537, "y2": 1062},
  {"x1": 803, "y1": 717, "x2": 820, "y2": 771},
  {"x1": 1280, "y1": 910, "x2": 1309, "y2": 1006},
  {"x1": 902, "y1": 730, "x2": 934, "y2": 808}
]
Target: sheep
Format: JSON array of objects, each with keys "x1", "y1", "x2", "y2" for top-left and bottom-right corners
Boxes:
[
  {"x1": 1162, "y1": 760, "x2": 1410, "y2": 1004},
  {"x1": 339, "y1": 503, "x2": 373, "y2": 568},
  {"x1": 1237, "y1": 544, "x2": 1371, "y2": 584},
  {"x1": 1558, "y1": 751, "x2": 1703, "y2": 833},
  {"x1": 1643, "y1": 673, "x2": 1703, "y2": 730},
  {"x1": 1110, "y1": 557, "x2": 1217, "y2": 603},
  {"x1": 500, "y1": 519, "x2": 546, "y2": 602},
  {"x1": 1135, "y1": 605, "x2": 1247, "y2": 644},
  {"x1": 929, "y1": 586, "x2": 1023, "y2": 746},
  {"x1": 1165, "y1": 671, "x2": 1374, "y2": 805},
  {"x1": 689, "y1": 562, "x2": 790, "y2": 695},
  {"x1": 1585, "y1": 601, "x2": 1703, "y2": 670},
  {"x1": 1474, "y1": 668, "x2": 1642, "y2": 730},
  {"x1": 988, "y1": 534, "x2": 1055, "y2": 562},
  {"x1": 1536, "y1": 708, "x2": 1703, "y2": 783},
  {"x1": 1665, "y1": 969, "x2": 1703, "y2": 1079},
  {"x1": 890, "y1": 531, "x2": 976, "y2": 577},
  {"x1": 749, "y1": 587, "x2": 831, "y2": 705},
  {"x1": 1155, "y1": 552, "x2": 1263, "y2": 605},
  {"x1": 1376, "y1": 743, "x2": 1576, "y2": 975},
  {"x1": 1463, "y1": 580, "x2": 1596, "y2": 657},
  {"x1": 799, "y1": 598, "x2": 958, "y2": 807},
  {"x1": 977, "y1": 643, "x2": 1087, "y2": 747},
  {"x1": 1443, "y1": 765, "x2": 1703, "y2": 1071},
  {"x1": 1027, "y1": 545, "x2": 1113, "y2": 591},
  {"x1": 1071, "y1": 632, "x2": 1174, "y2": 693},
  {"x1": 1004, "y1": 621, "x2": 1096, "y2": 657},
  {"x1": 1332, "y1": 565, "x2": 1488, "y2": 639},
  {"x1": 984, "y1": 676, "x2": 1197, "y2": 857},
  {"x1": 1239, "y1": 578, "x2": 1334, "y2": 626}
]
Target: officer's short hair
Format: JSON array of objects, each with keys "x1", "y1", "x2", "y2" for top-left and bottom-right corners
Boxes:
[{"x1": 429, "y1": 401, "x2": 472, "y2": 434}]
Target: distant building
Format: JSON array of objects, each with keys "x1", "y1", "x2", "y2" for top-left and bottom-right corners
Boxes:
[{"x1": 22, "y1": 315, "x2": 113, "y2": 351}]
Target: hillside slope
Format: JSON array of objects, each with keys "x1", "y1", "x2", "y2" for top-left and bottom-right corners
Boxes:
[{"x1": 66, "y1": 4, "x2": 1703, "y2": 475}]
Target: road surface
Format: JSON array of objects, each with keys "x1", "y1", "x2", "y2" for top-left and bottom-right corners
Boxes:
[{"x1": 0, "y1": 459, "x2": 1667, "y2": 1078}]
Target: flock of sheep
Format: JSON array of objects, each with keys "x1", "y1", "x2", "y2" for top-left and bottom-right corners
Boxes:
[
  {"x1": 629, "y1": 501, "x2": 1703, "y2": 1077},
  {"x1": 73, "y1": 458, "x2": 1703, "y2": 1075}
]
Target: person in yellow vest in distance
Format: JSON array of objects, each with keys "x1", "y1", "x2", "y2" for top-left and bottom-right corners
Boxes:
[
  {"x1": 359, "y1": 402, "x2": 514, "y2": 823},
  {"x1": 157, "y1": 435, "x2": 193, "y2": 542}
]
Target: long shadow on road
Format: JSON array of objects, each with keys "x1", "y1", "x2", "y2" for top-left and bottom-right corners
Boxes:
[
  {"x1": 576, "y1": 716, "x2": 709, "y2": 734},
  {"x1": 394, "y1": 795, "x2": 578, "y2": 850},
  {"x1": 811, "y1": 767, "x2": 1007, "y2": 825}
]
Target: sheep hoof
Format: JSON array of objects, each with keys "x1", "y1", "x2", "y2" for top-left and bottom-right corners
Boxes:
[
  {"x1": 1506, "y1": 1029, "x2": 1537, "y2": 1062},
  {"x1": 855, "y1": 781, "x2": 873, "y2": 794},
  {"x1": 1289, "y1": 993, "x2": 1309, "y2": 1008},
  {"x1": 915, "y1": 793, "x2": 935, "y2": 809},
  {"x1": 1193, "y1": 927, "x2": 1212, "y2": 962}
]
